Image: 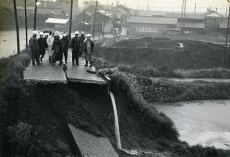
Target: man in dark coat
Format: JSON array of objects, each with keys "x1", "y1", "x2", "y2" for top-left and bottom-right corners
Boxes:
[
  {"x1": 84, "y1": 34, "x2": 94, "y2": 67},
  {"x1": 29, "y1": 31, "x2": 40, "y2": 66},
  {"x1": 70, "y1": 31, "x2": 80, "y2": 66},
  {"x1": 79, "y1": 31, "x2": 85, "y2": 57},
  {"x1": 61, "y1": 33, "x2": 70, "y2": 64},
  {"x1": 52, "y1": 32, "x2": 63, "y2": 65},
  {"x1": 38, "y1": 32, "x2": 48, "y2": 63}
]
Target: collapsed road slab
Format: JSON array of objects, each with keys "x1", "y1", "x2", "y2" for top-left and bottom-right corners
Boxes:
[
  {"x1": 23, "y1": 55, "x2": 67, "y2": 84},
  {"x1": 68, "y1": 124, "x2": 118, "y2": 157},
  {"x1": 66, "y1": 57, "x2": 107, "y2": 85}
]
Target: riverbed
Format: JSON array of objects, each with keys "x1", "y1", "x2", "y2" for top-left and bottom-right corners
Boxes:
[{"x1": 154, "y1": 100, "x2": 230, "y2": 150}]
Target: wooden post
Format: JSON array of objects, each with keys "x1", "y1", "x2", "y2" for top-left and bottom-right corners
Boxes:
[
  {"x1": 102, "y1": 0, "x2": 108, "y2": 38},
  {"x1": 13, "y1": 0, "x2": 20, "y2": 54},
  {"x1": 25, "y1": 0, "x2": 28, "y2": 52},
  {"x1": 226, "y1": 5, "x2": 230, "y2": 46},
  {"x1": 92, "y1": 0, "x2": 98, "y2": 38},
  {"x1": 33, "y1": 0, "x2": 37, "y2": 30},
  {"x1": 82, "y1": 0, "x2": 86, "y2": 31},
  {"x1": 75, "y1": 0, "x2": 79, "y2": 30},
  {"x1": 69, "y1": 0, "x2": 73, "y2": 38}
]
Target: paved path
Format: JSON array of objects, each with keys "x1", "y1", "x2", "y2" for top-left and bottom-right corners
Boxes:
[
  {"x1": 23, "y1": 54, "x2": 67, "y2": 84},
  {"x1": 68, "y1": 124, "x2": 118, "y2": 157},
  {"x1": 23, "y1": 52, "x2": 107, "y2": 84}
]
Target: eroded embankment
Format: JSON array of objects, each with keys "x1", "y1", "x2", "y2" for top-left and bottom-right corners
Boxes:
[
  {"x1": 1, "y1": 52, "x2": 230, "y2": 157},
  {"x1": 134, "y1": 76, "x2": 230, "y2": 103}
]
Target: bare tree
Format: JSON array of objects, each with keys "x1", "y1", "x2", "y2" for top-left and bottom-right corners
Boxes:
[{"x1": 13, "y1": 0, "x2": 20, "y2": 54}]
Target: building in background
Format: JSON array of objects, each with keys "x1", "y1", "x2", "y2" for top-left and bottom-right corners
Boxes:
[
  {"x1": 127, "y1": 16, "x2": 178, "y2": 35},
  {"x1": 205, "y1": 11, "x2": 223, "y2": 31}
]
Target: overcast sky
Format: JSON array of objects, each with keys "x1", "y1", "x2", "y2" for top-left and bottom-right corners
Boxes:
[{"x1": 92, "y1": 0, "x2": 229, "y2": 13}]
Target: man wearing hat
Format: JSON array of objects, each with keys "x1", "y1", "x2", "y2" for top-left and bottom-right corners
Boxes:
[
  {"x1": 52, "y1": 31, "x2": 63, "y2": 65},
  {"x1": 79, "y1": 31, "x2": 86, "y2": 57},
  {"x1": 70, "y1": 31, "x2": 80, "y2": 66},
  {"x1": 84, "y1": 34, "x2": 94, "y2": 67},
  {"x1": 61, "y1": 33, "x2": 70, "y2": 64},
  {"x1": 47, "y1": 31, "x2": 54, "y2": 63},
  {"x1": 38, "y1": 32, "x2": 48, "y2": 62},
  {"x1": 29, "y1": 31, "x2": 40, "y2": 66}
]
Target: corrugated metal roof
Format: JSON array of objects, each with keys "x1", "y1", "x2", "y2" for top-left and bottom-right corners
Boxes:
[{"x1": 127, "y1": 16, "x2": 177, "y2": 25}]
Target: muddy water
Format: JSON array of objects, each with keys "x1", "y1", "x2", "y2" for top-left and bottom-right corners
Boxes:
[
  {"x1": 0, "y1": 29, "x2": 33, "y2": 58},
  {"x1": 154, "y1": 100, "x2": 230, "y2": 150}
]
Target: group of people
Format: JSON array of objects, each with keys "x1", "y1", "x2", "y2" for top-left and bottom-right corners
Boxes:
[{"x1": 29, "y1": 30, "x2": 94, "y2": 67}]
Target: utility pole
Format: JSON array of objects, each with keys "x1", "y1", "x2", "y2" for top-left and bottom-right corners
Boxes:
[
  {"x1": 82, "y1": 1, "x2": 86, "y2": 31},
  {"x1": 180, "y1": 0, "x2": 186, "y2": 34},
  {"x1": 75, "y1": 0, "x2": 79, "y2": 30},
  {"x1": 226, "y1": 5, "x2": 230, "y2": 46},
  {"x1": 69, "y1": 0, "x2": 73, "y2": 38},
  {"x1": 25, "y1": 0, "x2": 28, "y2": 52},
  {"x1": 33, "y1": 0, "x2": 37, "y2": 30},
  {"x1": 92, "y1": 0, "x2": 98, "y2": 38},
  {"x1": 102, "y1": 0, "x2": 108, "y2": 38},
  {"x1": 13, "y1": 0, "x2": 20, "y2": 54},
  {"x1": 194, "y1": 2, "x2": 196, "y2": 14}
]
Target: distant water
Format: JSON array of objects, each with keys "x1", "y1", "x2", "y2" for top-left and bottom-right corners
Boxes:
[
  {"x1": 0, "y1": 29, "x2": 33, "y2": 58},
  {"x1": 154, "y1": 100, "x2": 230, "y2": 150}
]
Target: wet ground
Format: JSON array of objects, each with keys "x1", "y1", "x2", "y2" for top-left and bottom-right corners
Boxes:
[{"x1": 154, "y1": 100, "x2": 230, "y2": 150}]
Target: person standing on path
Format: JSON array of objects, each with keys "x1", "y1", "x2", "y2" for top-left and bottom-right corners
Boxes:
[
  {"x1": 47, "y1": 31, "x2": 54, "y2": 63},
  {"x1": 38, "y1": 32, "x2": 48, "y2": 63},
  {"x1": 52, "y1": 32, "x2": 63, "y2": 65},
  {"x1": 79, "y1": 31, "x2": 85, "y2": 57},
  {"x1": 84, "y1": 34, "x2": 94, "y2": 67},
  {"x1": 70, "y1": 31, "x2": 80, "y2": 66},
  {"x1": 29, "y1": 31, "x2": 40, "y2": 66},
  {"x1": 61, "y1": 33, "x2": 70, "y2": 64}
]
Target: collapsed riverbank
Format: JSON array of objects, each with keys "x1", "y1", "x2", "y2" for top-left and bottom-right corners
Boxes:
[{"x1": 0, "y1": 52, "x2": 230, "y2": 156}]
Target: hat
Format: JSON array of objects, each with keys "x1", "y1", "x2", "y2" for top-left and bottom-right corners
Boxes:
[
  {"x1": 39, "y1": 32, "x2": 44, "y2": 36},
  {"x1": 81, "y1": 31, "x2": 85, "y2": 35},
  {"x1": 63, "y1": 33, "x2": 67, "y2": 37},
  {"x1": 75, "y1": 31, "x2": 79, "y2": 35},
  {"x1": 33, "y1": 31, "x2": 37, "y2": 35},
  {"x1": 86, "y1": 34, "x2": 91, "y2": 38},
  {"x1": 54, "y1": 31, "x2": 59, "y2": 36}
]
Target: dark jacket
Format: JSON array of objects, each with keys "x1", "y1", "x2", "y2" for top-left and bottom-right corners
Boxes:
[
  {"x1": 52, "y1": 37, "x2": 63, "y2": 60},
  {"x1": 79, "y1": 35, "x2": 85, "y2": 47},
  {"x1": 38, "y1": 37, "x2": 48, "y2": 54},
  {"x1": 84, "y1": 39, "x2": 94, "y2": 53},
  {"x1": 70, "y1": 37, "x2": 80, "y2": 54},
  {"x1": 29, "y1": 36, "x2": 39, "y2": 53},
  {"x1": 61, "y1": 37, "x2": 69, "y2": 52}
]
